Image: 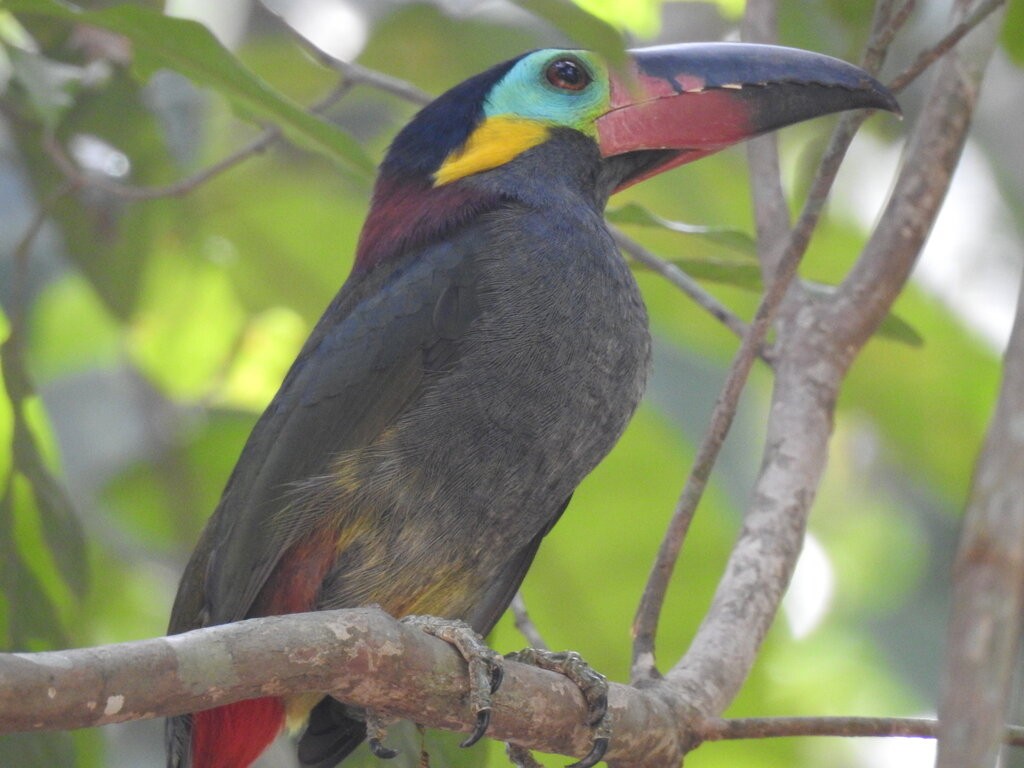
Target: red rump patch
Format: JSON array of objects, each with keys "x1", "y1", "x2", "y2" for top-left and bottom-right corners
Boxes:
[
  {"x1": 191, "y1": 528, "x2": 340, "y2": 766},
  {"x1": 192, "y1": 697, "x2": 284, "y2": 768},
  {"x1": 252, "y1": 524, "x2": 339, "y2": 616}
]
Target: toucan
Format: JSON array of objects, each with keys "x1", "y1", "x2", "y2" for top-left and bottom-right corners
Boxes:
[{"x1": 166, "y1": 42, "x2": 897, "y2": 768}]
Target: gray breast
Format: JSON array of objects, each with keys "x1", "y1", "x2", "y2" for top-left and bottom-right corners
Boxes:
[{"x1": 396, "y1": 204, "x2": 651, "y2": 550}]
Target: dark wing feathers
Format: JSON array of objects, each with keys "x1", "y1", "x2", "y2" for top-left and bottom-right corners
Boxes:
[
  {"x1": 170, "y1": 236, "x2": 485, "y2": 631},
  {"x1": 169, "y1": 222, "x2": 577, "y2": 768}
]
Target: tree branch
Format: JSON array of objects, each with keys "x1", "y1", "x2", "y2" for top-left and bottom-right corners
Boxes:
[
  {"x1": 643, "y1": 0, "x2": 996, "y2": 721},
  {"x1": 701, "y1": 716, "x2": 1024, "y2": 745},
  {"x1": 610, "y1": 226, "x2": 755, "y2": 345},
  {"x1": 41, "y1": 80, "x2": 355, "y2": 201},
  {"x1": 263, "y1": 3, "x2": 433, "y2": 106},
  {"x1": 510, "y1": 593, "x2": 550, "y2": 651},
  {"x1": 630, "y1": 20, "x2": 894, "y2": 695},
  {"x1": 741, "y1": 0, "x2": 791, "y2": 281},
  {"x1": 937, "y1": 206, "x2": 1024, "y2": 763},
  {"x1": 0, "y1": 608, "x2": 685, "y2": 767},
  {"x1": 831, "y1": 0, "x2": 1005, "y2": 352},
  {"x1": 324, "y1": 58, "x2": 433, "y2": 107},
  {"x1": 5, "y1": 610, "x2": 1024, "y2": 765},
  {"x1": 662, "y1": 338, "x2": 839, "y2": 715},
  {"x1": 862, "y1": 0, "x2": 917, "y2": 75},
  {"x1": 887, "y1": 0, "x2": 1006, "y2": 94},
  {"x1": 629, "y1": 174, "x2": 833, "y2": 687}
]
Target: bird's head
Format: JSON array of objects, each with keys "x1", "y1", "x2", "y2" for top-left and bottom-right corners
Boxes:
[{"x1": 356, "y1": 43, "x2": 898, "y2": 271}]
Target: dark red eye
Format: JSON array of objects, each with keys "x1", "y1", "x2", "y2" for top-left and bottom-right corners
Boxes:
[{"x1": 546, "y1": 58, "x2": 591, "y2": 91}]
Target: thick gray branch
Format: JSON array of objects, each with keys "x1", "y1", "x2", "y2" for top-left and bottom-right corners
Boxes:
[
  {"x1": 662, "y1": 0, "x2": 1003, "y2": 721},
  {"x1": 0, "y1": 608, "x2": 684, "y2": 767},
  {"x1": 665, "y1": 336, "x2": 838, "y2": 714},
  {"x1": 936, "y1": 247, "x2": 1024, "y2": 765}
]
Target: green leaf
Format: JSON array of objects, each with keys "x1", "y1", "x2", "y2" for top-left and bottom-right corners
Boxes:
[
  {"x1": 15, "y1": 417, "x2": 90, "y2": 598},
  {"x1": 0, "y1": 9, "x2": 38, "y2": 51},
  {"x1": 128, "y1": 247, "x2": 248, "y2": 399},
  {"x1": 27, "y1": 275, "x2": 120, "y2": 381},
  {"x1": 571, "y1": 0, "x2": 663, "y2": 36},
  {"x1": 875, "y1": 309, "x2": 925, "y2": 347},
  {"x1": 1, "y1": 334, "x2": 89, "y2": 599},
  {"x1": 0, "y1": 311, "x2": 9, "y2": 485},
  {"x1": 0, "y1": 734, "x2": 76, "y2": 768},
  {"x1": 1003, "y1": 0, "x2": 1024, "y2": 65},
  {"x1": 7, "y1": 0, "x2": 374, "y2": 177},
  {"x1": 0, "y1": 478, "x2": 68, "y2": 650},
  {"x1": 608, "y1": 201, "x2": 758, "y2": 255},
  {"x1": 708, "y1": 0, "x2": 745, "y2": 18},
  {"x1": 631, "y1": 255, "x2": 764, "y2": 291},
  {"x1": 510, "y1": 0, "x2": 628, "y2": 67}
]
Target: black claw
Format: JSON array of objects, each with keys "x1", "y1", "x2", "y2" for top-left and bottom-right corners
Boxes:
[
  {"x1": 368, "y1": 738, "x2": 399, "y2": 760},
  {"x1": 490, "y1": 661, "x2": 505, "y2": 693},
  {"x1": 460, "y1": 708, "x2": 490, "y2": 748},
  {"x1": 566, "y1": 737, "x2": 608, "y2": 768}
]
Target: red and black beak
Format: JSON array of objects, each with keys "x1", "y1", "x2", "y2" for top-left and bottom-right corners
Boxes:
[{"x1": 597, "y1": 43, "x2": 900, "y2": 190}]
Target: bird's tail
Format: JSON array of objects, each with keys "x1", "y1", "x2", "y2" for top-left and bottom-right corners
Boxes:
[{"x1": 167, "y1": 697, "x2": 285, "y2": 768}]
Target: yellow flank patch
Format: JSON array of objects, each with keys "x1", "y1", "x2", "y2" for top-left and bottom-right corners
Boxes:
[
  {"x1": 334, "y1": 513, "x2": 372, "y2": 555},
  {"x1": 284, "y1": 692, "x2": 324, "y2": 733},
  {"x1": 434, "y1": 116, "x2": 550, "y2": 186}
]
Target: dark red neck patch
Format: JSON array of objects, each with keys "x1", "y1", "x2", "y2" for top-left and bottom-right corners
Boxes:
[{"x1": 354, "y1": 176, "x2": 502, "y2": 273}]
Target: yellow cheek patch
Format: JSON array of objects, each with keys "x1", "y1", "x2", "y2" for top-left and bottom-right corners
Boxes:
[{"x1": 434, "y1": 116, "x2": 550, "y2": 187}]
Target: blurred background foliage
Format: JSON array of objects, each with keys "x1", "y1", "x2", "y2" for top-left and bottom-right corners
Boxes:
[{"x1": 0, "y1": 1, "x2": 1022, "y2": 766}]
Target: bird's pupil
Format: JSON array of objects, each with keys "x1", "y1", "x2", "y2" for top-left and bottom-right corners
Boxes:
[{"x1": 547, "y1": 58, "x2": 590, "y2": 91}]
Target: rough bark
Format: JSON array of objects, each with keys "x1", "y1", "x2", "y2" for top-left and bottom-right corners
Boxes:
[
  {"x1": 0, "y1": 607, "x2": 685, "y2": 767},
  {"x1": 937, "y1": 199, "x2": 1024, "y2": 766}
]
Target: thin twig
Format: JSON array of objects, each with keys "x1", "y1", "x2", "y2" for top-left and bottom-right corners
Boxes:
[
  {"x1": 833, "y1": 0, "x2": 1002, "y2": 348},
  {"x1": 630, "y1": 96, "x2": 877, "y2": 688},
  {"x1": 510, "y1": 593, "x2": 549, "y2": 651},
  {"x1": 862, "y1": 0, "x2": 917, "y2": 74},
  {"x1": 887, "y1": 0, "x2": 1006, "y2": 93},
  {"x1": 741, "y1": 0, "x2": 792, "y2": 282},
  {"x1": 43, "y1": 130, "x2": 276, "y2": 201},
  {"x1": 329, "y1": 59, "x2": 433, "y2": 106},
  {"x1": 42, "y1": 80, "x2": 355, "y2": 201},
  {"x1": 610, "y1": 227, "x2": 755, "y2": 345},
  {"x1": 700, "y1": 716, "x2": 1024, "y2": 746},
  {"x1": 266, "y1": 4, "x2": 433, "y2": 107}
]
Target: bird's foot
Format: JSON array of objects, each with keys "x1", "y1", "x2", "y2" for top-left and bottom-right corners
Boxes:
[
  {"x1": 505, "y1": 649, "x2": 611, "y2": 768},
  {"x1": 366, "y1": 710, "x2": 399, "y2": 760},
  {"x1": 400, "y1": 616, "x2": 504, "y2": 748}
]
